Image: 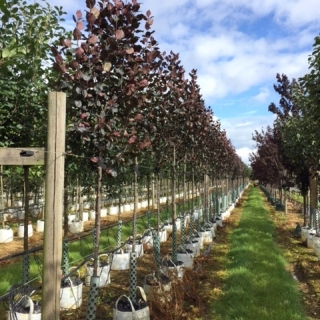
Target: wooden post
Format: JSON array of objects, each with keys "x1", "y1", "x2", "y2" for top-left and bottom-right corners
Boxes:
[
  {"x1": 0, "y1": 166, "x2": 3, "y2": 209},
  {"x1": 23, "y1": 166, "x2": 29, "y2": 252},
  {"x1": 63, "y1": 184, "x2": 69, "y2": 238},
  {"x1": 0, "y1": 165, "x2": 3, "y2": 227},
  {"x1": 42, "y1": 92, "x2": 66, "y2": 320},
  {"x1": 22, "y1": 166, "x2": 30, "y2": 285}
]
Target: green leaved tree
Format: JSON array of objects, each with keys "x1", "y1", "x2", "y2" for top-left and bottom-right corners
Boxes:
[{"x1": 0, "y1": 0, "x2": 67, "y2": 148}]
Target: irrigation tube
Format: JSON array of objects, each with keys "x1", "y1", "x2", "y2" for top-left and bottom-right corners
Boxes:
[{"x1": 0, "y1": 211, "x2": 151, "y2": 263}]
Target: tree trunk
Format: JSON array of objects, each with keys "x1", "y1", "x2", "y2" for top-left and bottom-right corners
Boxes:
[
  {"x1": 302, "y1": 192, "x2": 307, "y2": 226},
  {"x1": 309, "y1": 168, "x2": 318, "y2": 229},
  {"x1": 93, "y1": 166, "x2": 102, "y2": 277},
  {"x1": 132, "y1": 157, "x2": 138, "y2": 252},
  {"x1": 157, "y1": 172, "x2": 161, "y2": 232}
]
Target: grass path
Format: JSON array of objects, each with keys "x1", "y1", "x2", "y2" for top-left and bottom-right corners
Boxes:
[{"x1": 210, "y1": 186, "x2": 308, "y2": 320}]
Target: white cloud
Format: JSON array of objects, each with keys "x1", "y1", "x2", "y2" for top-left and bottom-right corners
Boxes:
[
  {"x1": 211, "y1": 115, "x2": 219, "y2": 122},
  {"x1": 235, "y1": 122, "x2": 253, "y2": 128},
  {"x1": 156, "y1": 25, "x2": 309, "y2": 101},
  {"x1": 150, "y1": 2, "x2": 314, "y2": 95},
  {"x1": 171, "y1": 23, "x2": 190, "y2": 39},
  {"x1": 243, "y1": 110, "x2": 258, "y2": 115},
  {"x1": 59, "y1": 1, "x2": 315, "y2": 103},
  {"x1": 274, "y1": 0, "x2": 320, "y2": 27},
  {"x1": 196, "y1": 38, "x2": 310, "y2": 100},
  {"x1": 252, "y1": 87, "x2": 271, "y2": 103},
  {"x1": 47, "y1": 0, "x2": 319, "y2": 166},
  {"x1": 236, "y1": 147, "x2": 255, "y2": 165},
  {"x1": 220, "y1": 115, "x2": 275, "y2": 164},
  {"x1": 192, "y1": 0, "x2": 320, "y2": 29}
]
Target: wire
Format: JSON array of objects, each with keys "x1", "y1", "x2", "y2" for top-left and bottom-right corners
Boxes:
[{"x1": 3, "y1": 148, "x2": 229, "y2": 176}]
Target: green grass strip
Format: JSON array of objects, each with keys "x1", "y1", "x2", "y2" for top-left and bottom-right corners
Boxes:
[{"x1": 212, "y1": 186, "x2": 307, "y2": 320}]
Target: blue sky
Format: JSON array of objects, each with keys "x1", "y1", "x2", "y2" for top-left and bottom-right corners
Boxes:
[{"x1": 49, "y1": 0, "x2": 320, "y2": 164}]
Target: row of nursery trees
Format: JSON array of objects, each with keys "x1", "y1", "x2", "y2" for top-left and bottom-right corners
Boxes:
[
  {"x1": 250, "y1": 34, "x2": 320, "y2": 227},
  {"x1": 0, "y1": 0, "x2": 250, "y2": 220},
  {"x1": 0, "y1": 0, "x2": 249, "y2": 199},
  {"x1": 0, "y1": 0, "x2": 250, "y2": 318}
]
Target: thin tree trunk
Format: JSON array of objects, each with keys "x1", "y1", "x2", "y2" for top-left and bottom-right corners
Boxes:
[
  {"x1": 132, "y1": 157, "x2": 138, "y2": 252},
  {"x1": 157, "y1": 172, "x2": 161, "y2": 232},
  {"x1": 93, "y1": 166, "x2": 102, "y2": 277},
  {"x1": 303, "y1": 193, "x2": 307, "y2": 226}
]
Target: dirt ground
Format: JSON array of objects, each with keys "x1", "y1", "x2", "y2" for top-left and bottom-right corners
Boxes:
[
  {"x1": 2, "y1": 188, "x2": 320, "y2": 319},
  {"x1": 0, "y1": 210, "x2": 147, "y2": 261},
  {"x1": 267, "y1": 197, "x2": 320, "y2": 320}
]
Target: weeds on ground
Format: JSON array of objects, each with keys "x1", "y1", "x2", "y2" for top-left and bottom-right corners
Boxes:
[{"x1": 148, "y1": 266, "x2": 205, "y2": 320}]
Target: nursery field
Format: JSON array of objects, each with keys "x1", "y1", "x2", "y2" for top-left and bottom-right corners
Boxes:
[
  {"x1": 1, "y1": 185, "x2": 320, "y2": 319},
  {"x1": 0, "y1": 208, "x2": 150, "y2": 260},
  {"x1": 0, "y1": 190, "x2": 230, "y2": 320}
]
